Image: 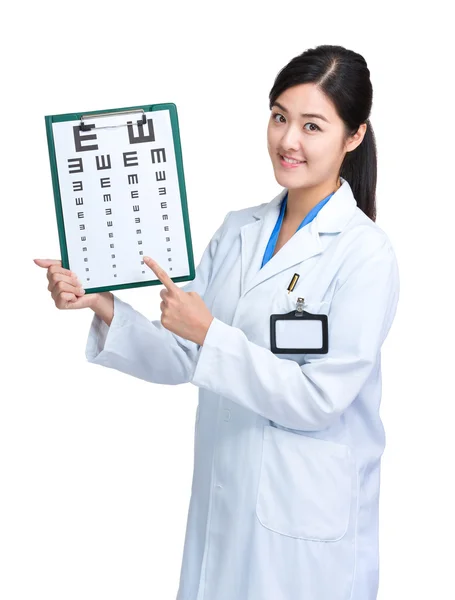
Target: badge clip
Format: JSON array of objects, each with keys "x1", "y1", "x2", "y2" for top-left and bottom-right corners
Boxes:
[{"x1": 295, "y1": 296, "x2": 306, "y2": 316}]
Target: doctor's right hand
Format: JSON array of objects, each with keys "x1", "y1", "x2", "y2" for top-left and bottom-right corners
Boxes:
[{"x1": 34, "y1": 258, "x2": 100, "y2": 310}]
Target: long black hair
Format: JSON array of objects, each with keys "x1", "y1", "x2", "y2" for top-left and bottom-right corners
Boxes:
[{"x1": 269, "y1": 44, "x2": 377, "y2": 222}]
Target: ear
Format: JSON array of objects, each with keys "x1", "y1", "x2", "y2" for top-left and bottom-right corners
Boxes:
[{"x1": 344, "y1": 122, "x2": 367, "y2": 154}]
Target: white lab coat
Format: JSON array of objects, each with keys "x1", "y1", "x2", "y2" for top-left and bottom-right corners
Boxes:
[{"x1": 85, "y1": 177, "x2": 400, "y2": 600}]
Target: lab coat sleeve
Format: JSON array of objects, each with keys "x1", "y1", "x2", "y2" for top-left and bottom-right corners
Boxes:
[
  {"x1": 85, "y1": 211, "x2": 232, "y2": 385},
  {"x1": 190, "y1": 238, "x2": 400, "y2": 431}
]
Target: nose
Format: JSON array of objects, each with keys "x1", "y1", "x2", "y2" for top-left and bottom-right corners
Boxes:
[{"x1": 279, "y1": 125, "x2": 303, "y2": 153}]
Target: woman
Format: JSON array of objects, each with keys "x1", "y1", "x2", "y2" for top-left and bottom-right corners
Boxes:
[{"x1": 35, "y1": 44, "x2": 400, "y2": 600}]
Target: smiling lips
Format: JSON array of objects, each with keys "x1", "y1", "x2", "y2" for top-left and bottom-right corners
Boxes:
[
  {"x1": 281, "y1": 154, "x2": 305, "y2": 162},
  {"x1": 279, "y1": 154, "x2": 306, "y2": 167}
]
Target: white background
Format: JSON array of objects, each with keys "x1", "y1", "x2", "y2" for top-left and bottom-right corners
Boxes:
[{"x1": 2, "y1": 1, "x2": 453, "y2": 598}]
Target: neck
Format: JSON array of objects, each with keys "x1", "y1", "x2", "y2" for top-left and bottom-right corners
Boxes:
[{"x1": 284, "y1": 176, "x2": 341, "y2": 223}]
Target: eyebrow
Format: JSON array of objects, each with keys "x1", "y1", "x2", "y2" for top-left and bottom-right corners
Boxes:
[{"x1": 272, "y1": 101, "x2": 330, "y2": 124}]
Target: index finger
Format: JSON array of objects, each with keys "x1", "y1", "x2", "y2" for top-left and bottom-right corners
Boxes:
[
  {"x1": 143, "y1": 256, "x2": 180, "y2": 293},
  {"x1": 33, "y1": 258, "x2": 77, "y2": 281}
]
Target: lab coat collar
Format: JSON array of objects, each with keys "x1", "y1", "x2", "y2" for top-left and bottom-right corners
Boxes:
[
  {"x1": 251, "y1": 177, "x2": 357, "y2": 232},
  {"x1": 240, "y1": 177, "x2": 358, "y2": 295}
]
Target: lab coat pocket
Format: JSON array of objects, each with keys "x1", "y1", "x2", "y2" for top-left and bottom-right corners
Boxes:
[{"x1": 256, "y1": 425, "x2": 353, "y2": 541}]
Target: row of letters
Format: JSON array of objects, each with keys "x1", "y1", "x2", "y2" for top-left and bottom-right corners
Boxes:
[{"x1": 67, "y1": 147, "x2": 167, "y2": 173}]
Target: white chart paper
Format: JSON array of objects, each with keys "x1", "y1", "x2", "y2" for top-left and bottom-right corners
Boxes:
[{"x1": 48, "y1": 106, "x2": 193, "y2": 291}]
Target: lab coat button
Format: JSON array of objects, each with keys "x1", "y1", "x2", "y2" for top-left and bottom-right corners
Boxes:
[{"x1": 223, "y1": 409, "x2": 231, "y2": 422}]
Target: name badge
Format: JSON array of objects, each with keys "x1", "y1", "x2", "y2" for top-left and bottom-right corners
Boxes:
[{"x1": 270, "y1": 296, "x2": 328, "y2": 354}]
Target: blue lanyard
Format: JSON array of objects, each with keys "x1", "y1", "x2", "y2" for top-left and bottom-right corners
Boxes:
[{"x1": 261, "y1": 190, "x2": 334, "y2": 268}]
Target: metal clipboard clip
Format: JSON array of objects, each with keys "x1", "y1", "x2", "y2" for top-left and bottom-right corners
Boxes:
[{"x1": 79, "y1": 108, "x2": 147, "y2": 131}]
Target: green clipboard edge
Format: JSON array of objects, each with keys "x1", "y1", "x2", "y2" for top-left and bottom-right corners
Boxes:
[{"x1": 44, "y1": 102, "x2": 195, "y2": 294}]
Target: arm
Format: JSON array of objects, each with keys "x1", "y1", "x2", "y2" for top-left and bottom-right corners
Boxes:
[
  {"x1": 190, "y1": 238, "x2": 400, "y2": 431},
  {"x1": 90, "y1": 292, "x2": 114, "y2": 326},
  {"x1": 85, "y1": 211, "x2": 232, "y2": 384}
]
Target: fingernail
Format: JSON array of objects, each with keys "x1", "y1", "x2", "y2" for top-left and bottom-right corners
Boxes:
[{"x1": 79, "y1": 288, "x2": 85, "y2": 294}]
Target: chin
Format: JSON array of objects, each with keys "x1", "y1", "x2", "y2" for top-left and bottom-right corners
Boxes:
[{"x1": 274, "y1": 169, "x2": 307, "y2": 187}]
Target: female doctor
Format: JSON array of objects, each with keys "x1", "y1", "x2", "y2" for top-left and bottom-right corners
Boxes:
[{"x1": 35, "y1": 44, "x2": 400, "y2": 600}]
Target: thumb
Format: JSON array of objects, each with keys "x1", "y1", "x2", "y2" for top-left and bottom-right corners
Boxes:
[{"x1": 33, "y1": 258, "x2": 62, "y2": 268}]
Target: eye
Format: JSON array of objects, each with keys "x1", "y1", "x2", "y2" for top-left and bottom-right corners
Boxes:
[
  {"x1": 271, "y1": 111, "x2": 286, "y2": 124},
  {"x1": 304, "y1": 122, "x2": 321, "y2": 132},
  {"x1": 271, "y1": 112, "x2": 321, "y2": 132}
]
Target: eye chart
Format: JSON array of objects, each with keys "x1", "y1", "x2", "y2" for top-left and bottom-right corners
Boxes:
[{"x1": 45, "y1": 103, "x2": 195, "y2": 293}]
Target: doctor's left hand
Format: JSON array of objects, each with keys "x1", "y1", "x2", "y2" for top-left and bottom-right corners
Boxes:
[{"x1": 143, "y1": 256, "x2": 214, "y2": 346}]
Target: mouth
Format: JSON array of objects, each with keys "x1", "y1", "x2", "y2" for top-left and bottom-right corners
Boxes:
[{"x1": 278, "y1": 154, "x2": 306, "y2": 168}]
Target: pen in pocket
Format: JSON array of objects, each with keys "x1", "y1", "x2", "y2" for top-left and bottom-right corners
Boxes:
[{"x1": 287, "y1": 273, "x2": 300, "y2": 294}]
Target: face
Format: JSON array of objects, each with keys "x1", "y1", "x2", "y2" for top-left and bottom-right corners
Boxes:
[{"x1": 267, "y1": 83, "x2": 366, "y2": 190}]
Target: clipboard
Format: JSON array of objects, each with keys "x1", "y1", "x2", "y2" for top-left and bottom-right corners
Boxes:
[{"x1": 45, "y1": 103, "x2": 195, "y2": 294}]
